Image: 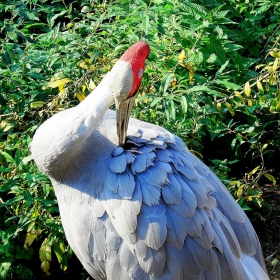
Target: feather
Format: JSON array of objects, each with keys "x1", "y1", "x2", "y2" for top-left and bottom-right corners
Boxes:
[
  {"x1": 91, "y1": 199, "x2": 106, "y2": 218},
  {"x1": 117, "y1": 172, "x2": 136, "y2": 198},
  {"x1": 114, "y1": 206, "x2": 137, "y2": 233},
  {"x1": 183, "y1": 177, "x2": 210, "y2": 209},
  {"x1": 118, "y1": 182, "x2": 142, "y2": 216},
  {"x1": 185, "y1": 210, "x2": 204, "y2": 237},
  {"x1": 137, "y1": 210, "x2": 167, "y2": 250},
  {"x1": 194, "y1": 209, "x2": 215, "y2": 250},
  {"x1": 181, "y1": 238, "x2": 204, "y2": 276},
  {"x1": 165, "y1": 245, "x2": 184, "y2": 279},
  {"x1": 186, "y1": 237, "x2": 218, "y2": 271},
  {"x1": 124, "y1": 150, "x2": 135, "y2": 164},
  {"x1": 213, "y1": 191, "x2": 245, "y2": 223},
  {"x1": 139, "y1": 246, "x2": 166, "y2": 276},
  {"x1": 162, "y1": 174, "x2": 182, "y2": 205},
  {"x1": 218, "y1": 213, "x2": 242, "y2": 258},
  {"x1": 155, "y1": 148, "x2": 173, "y2": 163},
  {"x1": 134, "y1": 238, "x2": 148, "y2": 260},
  {"x1": 137, "y1": 177, "x2": 160, "y2": 206},
  {"x1": 230, "y1": 217, "x2": 258, "y2": 256},
  {"x1": 175, "y1": 163, "x2": 197, "y2": 180},
  {"x1": 165, "y1": 208, "x2": 188, "y2": 248},
  {"x1": 120, "y1": 243, "x2": 145, "y2": 279},
  {"x1": 167, "y1": 174, "x2": 197, "y2": 218},
  {"x1": 131, "y1": 152, "x2": 155, "y2": 174},
  {"x1": 109, "y1": 150, "x2": 127, "y2": 173},
  {"x1": 211, "y1": 219, "x2": 243, "y2": 279}
]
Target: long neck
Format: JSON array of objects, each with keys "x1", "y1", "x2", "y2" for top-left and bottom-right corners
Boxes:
[{"x1": 31, "y1": 78, "x2": 114, "y2": 177}]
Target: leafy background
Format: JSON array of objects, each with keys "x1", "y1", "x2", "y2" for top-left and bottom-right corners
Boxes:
[{"x1": 0, "y1": 0, "x2": 279, "y2": 279}]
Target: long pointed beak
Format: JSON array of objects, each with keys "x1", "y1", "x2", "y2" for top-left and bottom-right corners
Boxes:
[{"x1": 116, "y1": 97, "x2": 135, "y2": 147}]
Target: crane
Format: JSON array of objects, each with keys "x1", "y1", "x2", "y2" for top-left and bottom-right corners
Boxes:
[{"x1": 31, "y1": 42, "x2": 269, "y2": 279}]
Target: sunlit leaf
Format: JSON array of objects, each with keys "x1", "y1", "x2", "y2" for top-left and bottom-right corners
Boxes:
[
  {"x1": 24, "y1": 233, "x2": 38, "y2": 249},
  {"x1": 236, "y1": 184, "x2": 245, "y2": 198},
  {"x1": 30, "y1": 101, "x2": 45, "y2": 109},
  {"x1": 247, "y1": 165, "x2": 260, "y2": 178},
  {"x1": 234, "y1": 91, "x2": 245, "y2": 104},
  {"x1": 180, "y1": 96, "x2": 188, "y2": 113},
  {"x1": 256, "y1": 80, "x2": 264, "y2": 94},
  {"x1": 269, "y1": 51, "x2": 280, "y2": 58},
  {"x1": 39, "y1": 238, "x2": 52, "y2": 262},
  {"x1": 46, "y1": 78, "x2": 72, "y2": 89},
  {"x1": 76, "y1": 92, "x2": 86, "y2": 102},
  {"x1": 41, "y1": 261, "x2": 51, "y2": 276},
  {"x1": 261, "y1": 143, "x2": 268, "y2": 151},
  {"x1": 226, "y1": 102, "x2": 235, "y2": 116},
  {"x1": 178, "y1": 49, "x2": 186, "y2": 61},
  {"x1": 53, "y1": 242, "x2": 68, "y2": 271},
  {"x1": 244, "y1": 81, "x2": 251, "y2": 97},
  {"x1": 263, "y1": 173, "x2": 276, "y2": 185}
]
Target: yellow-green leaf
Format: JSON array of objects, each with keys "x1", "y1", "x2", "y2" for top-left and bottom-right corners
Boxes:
[
  {"x1": 226, "y1": 102, "x2": 235, "y2": 116},
  {"x1": 247, "y1": 165, "x2": 260, "y2": 178},
  {"x1": 269, "y1": 51, "x2": 280, "y2": 58},
  {"x1": 77, "y1": 60, "x2": 88, "y2": 69},
  {"x1": 261, "y1": 143, "x2": 268, "y2": 151},
  {"x1": 88, "y1": 79, "x2": 96, "y2": 91},
  {"x1": 256, "y1": 80, "x2": 264, "y2": 94},
  {"x1": 41, "y1": 260, "x2": 51, "y2": 276},
  {"x1": 248, "y1": 99, "x2": 253, "y2": 106},
  {"x1": 234, "y1": 91, "x2": 245, "y2": 104},
  {"x1": 76, "y1": 92, "x2": 86, "y2": 102},
  {"x1": 30, "y1": 101, "x2": 45, "y2": 109},
  {"x1": 53, "y1": 242, "x2": 68, "y2": 271},
  {"x1": 271, "y1": 258, "x2": 279, "y2": 266},
  {"x1": 272, "y1": 58, "x2": 279, "y2": 71},
  {"x1": 217, "y1": 102, "x2": 221, "y2": 111},
  {"x1": 236, "y1": 184, "x2": 245, "y2": 198},
  {"x1": 47, "y1": 78, "x2": 72, "y2": 89},
  {"x1": 263, "y1": 173, "x2": 276, "y2": 185},
  {"x1": 24, "y1": 233, "x2": 38, "y2": 249},
  {"x1": 244, "y1": 81, "x2": 251, "y2": 97},
  {"x1": 39, "y1": 238, "x2": 52, "y2": 262},
  {"x1": 178, "y1": 50, "x2": 186, "y2": 61}
]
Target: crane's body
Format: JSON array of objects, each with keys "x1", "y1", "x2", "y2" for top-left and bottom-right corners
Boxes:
[{"x1": 31, "y1": 42, "x2": 269, "y2": 279}]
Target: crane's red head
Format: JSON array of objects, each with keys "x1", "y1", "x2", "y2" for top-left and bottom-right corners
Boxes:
[{"x1": 119, "y1": 41, "x2": 150, "y2": 98}]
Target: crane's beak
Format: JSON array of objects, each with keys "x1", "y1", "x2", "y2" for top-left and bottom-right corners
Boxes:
[{"x1": 116, "y1": 97, "x2": 135, "y2": 147}]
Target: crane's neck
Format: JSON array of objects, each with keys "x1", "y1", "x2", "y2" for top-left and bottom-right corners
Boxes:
[{"x1": 31, "y1": 76, "x2": 115, "y2": 178}]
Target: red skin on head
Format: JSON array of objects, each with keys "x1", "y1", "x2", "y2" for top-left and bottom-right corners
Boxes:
[{"x1": 119, "y1": 41, "x2": 150, "y2": 98}]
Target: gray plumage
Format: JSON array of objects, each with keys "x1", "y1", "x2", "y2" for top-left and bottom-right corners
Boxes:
[{"x1": 31, "y1": 42, "x2": 269, "y2": 279}]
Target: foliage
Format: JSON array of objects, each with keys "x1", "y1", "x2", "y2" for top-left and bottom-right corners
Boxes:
[{"x1": 0, "y1": 0, "x2": 279, "y2": 278}]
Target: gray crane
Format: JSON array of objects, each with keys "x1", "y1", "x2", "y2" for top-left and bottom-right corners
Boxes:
[{"x1": 31, "y1": 42, "x2": 269, "y2": 279}]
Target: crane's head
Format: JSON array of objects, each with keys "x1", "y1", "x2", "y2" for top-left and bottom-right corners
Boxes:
[{"x1": 107, "y1": 41, "x2": 150, "y2": 147}]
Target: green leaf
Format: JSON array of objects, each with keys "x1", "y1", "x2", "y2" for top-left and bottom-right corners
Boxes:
[
  {"x1": 180, "y1": 96, "x2": 188, "y2": 113},
  {"x1": 0, "y1": 257, "x2": 12, "y2": 279},
  {"x1": 160, "y1": 72, "x2": 173, "y2": 93},
  {"x1": 1, "y1": 152, "x2": 14, "y2": 163},
  {"x1": 216, "y1": 79, "x2": 242, "y2": 90},
  {"x1": 142, "y1": 14, "x2": 149, "y2": 34},
  {"x1": 30, "y1": 101, "x2": 45, "y2": 109},
  {"x1": 40, "y1": 238, "x2": 52, "y2": 262},
  {"x1": 23, "y1": 190, "x2": 33, "y2": 206},
  {"x1": 53, "y1": 242, "x2": 68, "y2": 271},
  {"x1": 150, "y1": 97, "x2": 163, "y2": 107},
  {"x1": 215, "y1": 60, "x2": 230, "y2": 76},
  {"x1": 263, "y1": 173, "x2": 276, "y2": 185}
]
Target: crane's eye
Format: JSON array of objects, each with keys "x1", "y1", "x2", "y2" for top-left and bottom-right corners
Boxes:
[{"x1": 138, "y1": 68, "x2": 143, "y2": 79}]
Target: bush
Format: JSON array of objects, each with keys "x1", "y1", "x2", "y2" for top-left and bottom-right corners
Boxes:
[{"x1": 1, "y1": 0, "x2": 279, "y2": 278}]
